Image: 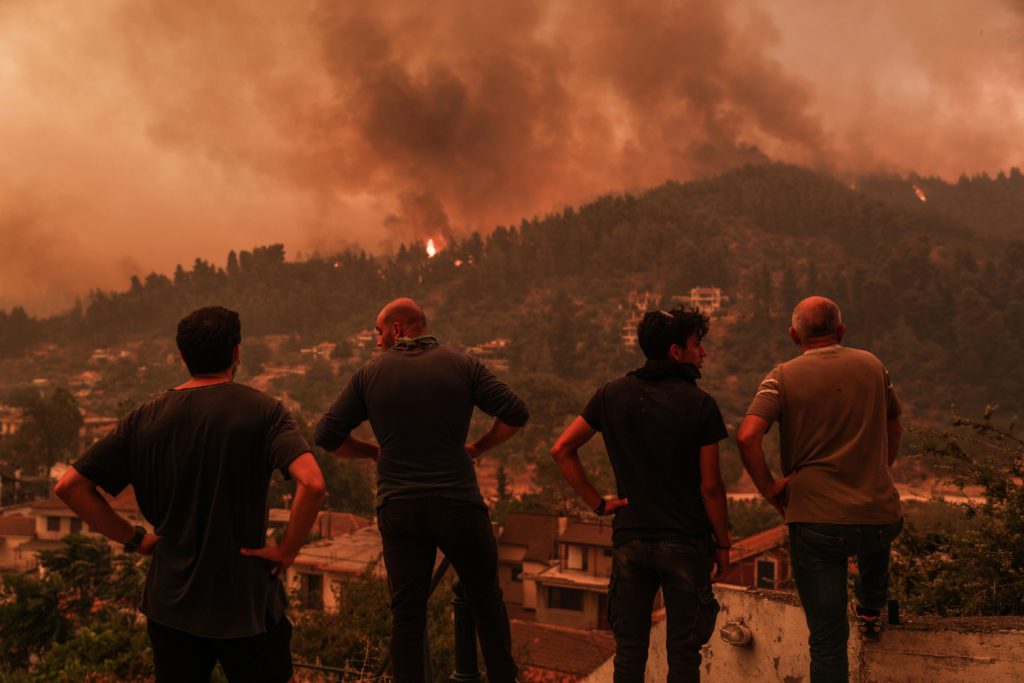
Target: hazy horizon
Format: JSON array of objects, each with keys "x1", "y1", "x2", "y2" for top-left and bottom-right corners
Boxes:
[{"x1": 2, "y1": 0, "x2": 1022, "y2": 314}]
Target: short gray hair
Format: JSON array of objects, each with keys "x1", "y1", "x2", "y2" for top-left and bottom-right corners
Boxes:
[{"x1": 792, "y1": 298, "x2": 842, "y2": 339}]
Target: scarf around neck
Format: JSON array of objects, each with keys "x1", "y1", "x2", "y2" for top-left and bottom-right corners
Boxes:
[{"x1": 392, "y1": 335, "x2": 439, "y2": 350}]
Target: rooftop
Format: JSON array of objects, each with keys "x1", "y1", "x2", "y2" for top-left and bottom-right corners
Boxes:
[
  {"x1": 15, "y1": 538, "x2": 66, "y2": 553},
  {"x1": 535, "y1": 565, "x2": 610, "y2": 590},
  {"x1": 730, "y1": 524, "x2": 788, "y2": 563},
  {"x1": 511, "y1": 619, "x2": 615, "y2": 678},
  {"x1": 0, "y1": 514, "x2": 35, "y2": 536},
  {"x1": 268, "y1": 509, "x2": 371, "y2": 539},
  {"x1": 292, "y1": 524, "x2": 388, "y2": 578},
  {"x1": 31, "y1": 487, "x2": 139, "y2": 513},
  {"x1": 499, "y1": 512, "x2": 560, "y2": 562}
]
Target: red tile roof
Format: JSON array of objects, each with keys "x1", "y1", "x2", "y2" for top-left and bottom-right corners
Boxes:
[
  {"x1": 32, "y1": 487, "x2": 140, "y2": 513},
  {"x1": 511, "y1": 619, "x2": 615, "y2": 677},
  {"x1": 731, "y1": 524, "x2": 788, "y2": 563},
  {"x1": 500, "y1": 513, "x2": 560, "y2": 562},
  {"x1": 15, "y1": 538, "x2": 65, "y2": 553},
  {"x1": 314, "y1": 512, "x2": 371, "y2": 539},
  {"x1": 0, "y1": 514, "x2": 35, "y2": 536}
]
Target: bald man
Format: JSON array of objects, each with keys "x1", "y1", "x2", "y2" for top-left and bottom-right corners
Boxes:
[
  {"x1": 737, "y1": 296, "x2": 903, "y2": 682},
  {"x1": 315, "y1": 298, "x2": 528, "y2": 683}
]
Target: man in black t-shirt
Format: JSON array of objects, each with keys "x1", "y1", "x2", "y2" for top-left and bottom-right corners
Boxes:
[
  {"x1": 551, "y1": 307, "x2": 731, "y2": 683},
  {"x1": 55, "y1": 306, "x2": 326, "y2": 683},
  {"x1": 316, "y1": 297, "x2": 527, "y2": 683}
]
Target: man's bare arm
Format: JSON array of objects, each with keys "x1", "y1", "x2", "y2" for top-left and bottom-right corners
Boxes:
[
  {"x1": 241, "y1": 452, "x2": 326, "y2": 575},
  {"x1": 699, "y1": 443, "x2": 731, "y2": 580},
  {"x1": 466, "y1": 419, "x2": 519, "y2": 460},
  {"x1": 332, "y1": 435, "x2": 380, "y2": 461},
  {"x1": 54, "y1": 468, "x2": 159, "y2": 554},
  {"x1": 550, "y1": 417, "x2": 627, "y2": 514},
  {"x1": 887, "y1": 417, "x2": 903, "y2": 467},
  {"x1": 736, "y1": 415, "x2": 793, "y2": 516}
]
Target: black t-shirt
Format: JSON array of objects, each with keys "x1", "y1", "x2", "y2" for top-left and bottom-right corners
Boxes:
[
  {"x1": 315, "y1": 343, "x2": 529, "y2": 507},
  {"x1": 73, "y1": 382, "x2": 310, "y2": 639},
  {"x1": 581, "y1": 364, "x2": 728, "y2": 546}
]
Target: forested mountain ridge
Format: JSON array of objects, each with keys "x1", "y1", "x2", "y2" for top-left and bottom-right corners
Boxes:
[
  {"x1": 859, "y1": 169, "x2": 1024, "y2": 241},
  {"x1": 1, "y1": 162, "x2": 1021, "y2": 423}
]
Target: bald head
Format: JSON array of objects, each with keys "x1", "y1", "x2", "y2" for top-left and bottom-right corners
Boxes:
[
  {"x1": 375, "y1": 297, "x2": 427, "y2": 349},
  {"x1": 791, "y1": 296, "x2": 844, "y2": 343}
]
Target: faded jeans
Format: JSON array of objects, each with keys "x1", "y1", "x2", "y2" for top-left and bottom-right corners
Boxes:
[
  {"x1": 608, "y1": 537, "x2": 719, "y2": 683},
  {"x1": 788, "y1": 517, "x2": 904, "y2": 683}
]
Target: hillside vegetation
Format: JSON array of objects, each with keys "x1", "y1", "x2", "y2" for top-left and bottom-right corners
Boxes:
[{"x1": 3, "y1": 163, "x2": 1019, "y2": 410}]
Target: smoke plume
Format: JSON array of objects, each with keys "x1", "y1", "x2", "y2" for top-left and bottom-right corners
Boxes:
[{"x1": 0, "y1": 0, "x2": 1021, "y2": 312}]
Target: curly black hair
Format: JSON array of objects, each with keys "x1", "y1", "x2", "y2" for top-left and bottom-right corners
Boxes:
[{"x1": 636, "y1": 307, "x2": 710, "y2": 360}]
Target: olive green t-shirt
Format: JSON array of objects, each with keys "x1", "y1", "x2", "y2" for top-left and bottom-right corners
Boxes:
[{"x1": 746, "y1": 345, "x2": 902, "y2": 524}]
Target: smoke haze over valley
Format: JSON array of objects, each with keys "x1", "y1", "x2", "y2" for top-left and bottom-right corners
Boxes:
[{"x1": 1, "y1": 0, "x2": 1023, "y2": 312}]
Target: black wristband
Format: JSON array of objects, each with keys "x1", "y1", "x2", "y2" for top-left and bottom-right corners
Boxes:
[
  {"x1": 124, "y1": 525, "x2": 146, "y2": 553},
  {"x1": 594, "y1": 499, "x2": 607, "y2": 516}
]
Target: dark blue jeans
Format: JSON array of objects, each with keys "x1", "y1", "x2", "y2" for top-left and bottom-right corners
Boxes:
[
  {"x1": 378, "y1": 498, "x2": 517, "y2": 683},
  {"x1": 608, "y1": 537, "x2": 719, "y2": 683},
  {"x1": 788, "y1": 517, "x2": 904, "y2": 683}
]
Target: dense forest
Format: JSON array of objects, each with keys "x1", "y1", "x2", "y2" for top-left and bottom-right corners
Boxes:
[
  {"x1": 2, "y1": 162, "x2": 1020, "y2": 417},
  {"x1": 858, "y1": 168, "x2": 1024, "y2": 241}
]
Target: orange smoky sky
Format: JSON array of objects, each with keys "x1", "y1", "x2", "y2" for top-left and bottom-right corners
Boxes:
[{"x1": 1, "y1": 0, "x2": 1022, "y2": 314}]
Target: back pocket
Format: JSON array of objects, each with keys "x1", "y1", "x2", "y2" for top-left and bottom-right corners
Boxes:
[{"x1": 793, "y1": 524, "x2": 846, "y2": 546}]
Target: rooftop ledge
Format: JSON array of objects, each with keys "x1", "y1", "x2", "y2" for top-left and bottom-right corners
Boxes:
[{"x1": 583, "y1": 583, "x2": 1024, "y2": 682}]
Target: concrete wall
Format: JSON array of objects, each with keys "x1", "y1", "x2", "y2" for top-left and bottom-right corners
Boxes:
[
  {"x1": 36, "y1": 511, "x2": 76, "y2": 540},
  {"x1": 537, "y1": 586, "x2": 602, "y2": 630},
  {"x1": 285, "y1": 568, "x2": 350, "y2": 612},
  {"x1": 0, "y1": 536, "x2": 33, "y2": 570},
  {"x1": 521, "y1": 560, "x2": 547, "y2": 610},
  {"x1": 560, "y1": 544, "x2": 612, "y2": 579},
  {"x1": 501, "y1": 566, "x2": 525, "y2": 605},
  {"x1": 583, "y1": 584, "x2": 1024, "y2": 682},
  {"x1": 594, "y1": 546, "x2": 613, "y2": 577}
]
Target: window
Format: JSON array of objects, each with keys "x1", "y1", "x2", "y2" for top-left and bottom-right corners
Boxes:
[
  {"x1": 548, "y1": 587, "x2": 584, "y2": 611},
  {"x1": 602, "y1": 548, "x2": 613, "y2": 557},
  {"x1": 69, "y1": 518, "x2": 83, "y2": 534},
  {"x1": 301, "y1": 573, "x2": 324, "y2": 610},
  {"x1": 46, "y1": 517, "x2": 61, "y2": 532},
  {"x1": 566, "y1": 545, "x2": 588, "y2": 571},
  {"x1": 511, "y1": 564, "x2": 523, "y2": 582},
  {"x1": 756, "y1": 559, "x2": 777, "y2": 589}
]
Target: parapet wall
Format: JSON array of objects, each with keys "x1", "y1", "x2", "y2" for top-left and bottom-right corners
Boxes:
[{"x1": 584, "y1": 583, "x2": 1024, "y2": 682}]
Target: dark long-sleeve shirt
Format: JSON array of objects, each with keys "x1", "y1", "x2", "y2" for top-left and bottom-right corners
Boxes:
[{"x1": 316, "y1": 343, "x2": 528, "y2": 507}]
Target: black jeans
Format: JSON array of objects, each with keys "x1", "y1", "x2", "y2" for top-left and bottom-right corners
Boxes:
[
  {"x1": 377, "y1": 497, "x2": 517, "y2": 683},
  {"x1": 608, "y1": 537, "x2": 719, "y2": 683},
  {"x1": 147, "y1": 614, "x2": 292, "y2": 683},
  {"x1": 788, "y1": 517, "x2": 904, "y2": 683}
]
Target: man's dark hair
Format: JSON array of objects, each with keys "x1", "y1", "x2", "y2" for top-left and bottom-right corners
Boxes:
[
  {"x1": 636, "y1": 307, "x2": 710, "y2": 360},
  {"x1": 176, "y1": 306, "x2": 241, "y2": 375}
]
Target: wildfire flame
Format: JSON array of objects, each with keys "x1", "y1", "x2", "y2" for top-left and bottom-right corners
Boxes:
[
  {"x1": 425, "y1": 238, "x2": 438, "y2": 258},
  {"x1": 913, "y1": 184, "x2": 927, "y2": 202}
]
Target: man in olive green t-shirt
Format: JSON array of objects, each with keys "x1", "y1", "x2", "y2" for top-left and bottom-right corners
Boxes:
[{"x1": 737, "y1": 296, "x2": 903, "y2": 683}]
